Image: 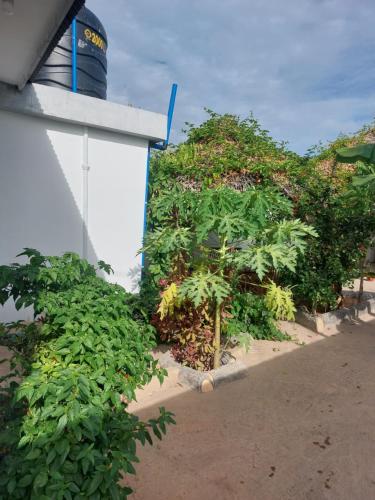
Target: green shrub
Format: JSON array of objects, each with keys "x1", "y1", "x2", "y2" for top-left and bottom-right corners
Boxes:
[
  {"x1": 224, "y1": 293, "x2": 291, "y2": 346},
  {"x1": 146, "y1": 112, "x2": 375, "y2": 314},
  {"x1": 283, "y1": 154, "x2": 375, "y2": 312},
  {"x1": 0, "y1": 250, "x2": 174, "y2": 499}
]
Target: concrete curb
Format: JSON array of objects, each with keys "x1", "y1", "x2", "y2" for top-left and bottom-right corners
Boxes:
[
  {"x1": 158, "y1": 351, "x2": 247, "y2": 393},
  {"x1": 295, "y1": 292, "x2": 375, "y2": 334}
]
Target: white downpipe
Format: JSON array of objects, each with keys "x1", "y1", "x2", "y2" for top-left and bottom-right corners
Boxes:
[{"x1": 82, "y1": 126, "x2": 89, "y2": 259}]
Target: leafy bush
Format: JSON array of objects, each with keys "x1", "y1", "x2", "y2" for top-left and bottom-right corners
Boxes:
[
  {"x1": 0, "y1": 250, "x2": 174, "y2": 499},
  {"x1": 283, "y1": 147, "x2": 375, "y2": 312},
  {"x1": 152, "y1": 110, "x2": 298, "y2": 186},
  {"x1": 146, "y1": 112, "x2": 375, "y2": 314},
  {"x1": 224, "y1": 293, "x2": 290, "y2": 346}
]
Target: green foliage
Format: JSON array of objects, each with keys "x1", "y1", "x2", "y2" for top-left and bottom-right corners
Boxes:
[
  {"x1": 143, "y1": 185, "x2": 314, "y2": 286},
  {"x1": 236, "y1": 243, "x2": 297, "y2": 281},
  {"x1": 224, "y1": 293, "x2": 290, "y2": 346},
  {"x1": 179, "y1": 272, "x2": 231, "y2": 308},
  {"x1": 143, "y1": 109, "x2": 375, "y2": 362},
  {"x1": 264, "y1": 281, "x2": 296, "y2": 321},
  {"x1": 140, "y1": 112, "x2": 323, "y2": 369},
  {"x1": 283, "y1": 149, "x2": 375, "y2": 312},
  {"x1": 353, "y1": 163, "x2": 375, "y2": 189},
  {"x1": 0, "y1": 250, "x2": 174, "y2": 499},
  {"x1": 0, "y1": 249, "x2": 98, "y2": 311},
  {"x1": 151, "y1": 110, "x2": 297, "y2": 187}
]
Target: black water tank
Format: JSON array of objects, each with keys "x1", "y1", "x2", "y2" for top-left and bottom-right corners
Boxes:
[{"x1": 32, "y1": 6, "x2": 107, "y2": 100}]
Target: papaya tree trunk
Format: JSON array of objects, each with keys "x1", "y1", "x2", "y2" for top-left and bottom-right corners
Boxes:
[
  {"x1": 214, "y1": 302, "x2": 221, "y2": 369},
  {"x1": 358, "y1": 258, "x2": 365, "y2": 304}
]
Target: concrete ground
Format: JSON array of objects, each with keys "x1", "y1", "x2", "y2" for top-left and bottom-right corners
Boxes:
[
  {"x1": 343, "y1": 277, "x2": 375, "y2": 293},
  {"x1": 126, "y1": 315, "x2": 375, "y2": 500}
]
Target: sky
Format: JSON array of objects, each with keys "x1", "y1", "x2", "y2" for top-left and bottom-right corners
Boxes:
[{"x1": 87, "y1": 0, "x2": 375, "y2": 154}]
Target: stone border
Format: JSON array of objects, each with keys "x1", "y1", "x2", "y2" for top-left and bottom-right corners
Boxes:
[
  {"x1": 295, "y1": 291, "x2": 375, "y2": 334},
  {"x1": 158, "y1": 351, "x2": 247, "y2": 393}
]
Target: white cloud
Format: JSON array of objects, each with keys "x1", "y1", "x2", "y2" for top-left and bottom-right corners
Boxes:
[{"x1": 87, "y1": 0, "x2": 375, "y2": 153}]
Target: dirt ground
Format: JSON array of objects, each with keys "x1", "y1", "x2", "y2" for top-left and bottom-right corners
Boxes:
[{"x1": 126, "y1": 315, "x2": 375, "y2": 500}]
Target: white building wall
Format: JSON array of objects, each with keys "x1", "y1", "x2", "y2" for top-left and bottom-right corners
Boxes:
[
  {"x1": 0, "y1": 110, "x2": 83, "y2": 258},
  {"x1": 0, "y1": 108, "x2": 149, "y2": 322},
  {"x1": 87, "y1": 129, "x2": 147, "y2": 289}
]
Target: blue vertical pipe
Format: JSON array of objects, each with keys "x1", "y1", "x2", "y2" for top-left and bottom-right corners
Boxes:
[
  {"x1": 142, "y1": 83, "x2": 178, "y2": 270},
  {"x1": 141, "y1": 144, "x2": 151, "y2": 269},
  {"x1": 71, "y1": 18, "x2": 78, "y2": 92},
  {"x1": 166, "y1": 83, "x2": 178, "y2": 146},
  {"x1": 150, "y1": 83, "x2": 178, "y2": 150}
]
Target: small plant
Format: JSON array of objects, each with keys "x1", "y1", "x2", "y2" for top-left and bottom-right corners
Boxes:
[
  {"x1": 224, "y1": 293, "x2": 291, "y2": 349},
  {"x1": 0, "y1": 250, "x2": 174, "y2": 499}
]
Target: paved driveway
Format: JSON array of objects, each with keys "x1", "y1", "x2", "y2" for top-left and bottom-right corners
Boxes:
[{"x1": 127, "y1": 318, "x2": 375, "y2": 500}]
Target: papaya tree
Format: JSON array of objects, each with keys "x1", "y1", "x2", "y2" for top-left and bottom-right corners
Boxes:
[{"x1": 142, "y1": 186, "x2": 316, "y2": 369}]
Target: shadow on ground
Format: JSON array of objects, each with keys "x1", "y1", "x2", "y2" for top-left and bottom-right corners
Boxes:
[{"x1": 126, "y1": 317, "x2": 375, "y2": 500}]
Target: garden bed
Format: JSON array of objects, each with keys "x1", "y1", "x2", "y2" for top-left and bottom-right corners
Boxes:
[
  {"x1": 295, "y1": 291, "x2": 375, "y2": 334},
  {"x1": 158, "y1": 349, "x2": 247, "y2": 393}
]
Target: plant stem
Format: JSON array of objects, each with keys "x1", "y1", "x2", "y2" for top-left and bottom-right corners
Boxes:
[
  {"x1": 213, "y1": 238, "x2": 227, "y2": 369},
  {"x1": 214, "y1": 301, "x2": 221, "y2": 369},
  {"x1": 358, "y1": 257, "x2": 365, "y2": 304}
]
